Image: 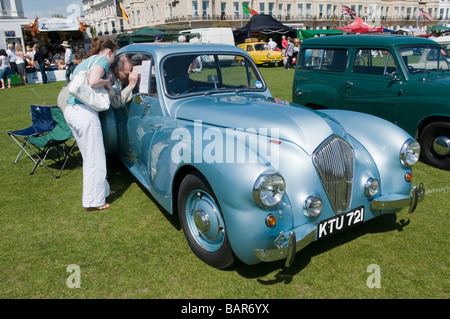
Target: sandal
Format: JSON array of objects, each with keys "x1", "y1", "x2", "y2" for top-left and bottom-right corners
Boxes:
[{"x1": 84, "y1": 203, "x2": 111, "y2": 211}]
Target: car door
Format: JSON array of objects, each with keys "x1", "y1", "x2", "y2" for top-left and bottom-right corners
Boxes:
[
  {"x1": 115, "y1": 52, "x2": 165, "y2": 188},
  {"x1": 343, "y1": 48, "x2": 405, "y2": 124}
]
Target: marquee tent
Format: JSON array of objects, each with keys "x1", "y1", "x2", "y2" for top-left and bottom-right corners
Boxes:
[
  {"x1": 335, "y1": 17, "x2": 383, "y2": 33},
  {"x1": 233, "y1": 14, "x2": 295, "y2": 36}
]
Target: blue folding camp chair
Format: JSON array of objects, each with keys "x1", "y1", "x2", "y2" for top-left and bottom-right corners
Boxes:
[
  {"x1": 7, "y1": 105, "x2": 81, "y2": 178},
  {"x1": 7, "y1": 104, "x2": 55, "y2": 166}
]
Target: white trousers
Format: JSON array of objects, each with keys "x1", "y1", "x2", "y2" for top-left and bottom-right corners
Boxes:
[{"x1": 64, "y1": 104, "x2": 110, "y2": 207}]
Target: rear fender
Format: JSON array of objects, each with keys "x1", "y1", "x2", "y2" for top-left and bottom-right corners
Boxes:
[{"x1": 293, "y1": 83, "x2": 339, "y2": 109}]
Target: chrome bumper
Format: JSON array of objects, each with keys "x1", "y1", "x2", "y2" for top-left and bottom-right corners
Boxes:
[
  {"x1": 254, "y1": 183, "x2": 425, "y2": 268},
  {"x1": 254, "y1": 224, "x2": 316, "y2": 268},
  {"x1": 371, "y1": 183, "x2": 425, "y2": 213}
]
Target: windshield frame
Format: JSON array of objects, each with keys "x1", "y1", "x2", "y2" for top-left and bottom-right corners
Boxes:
[{"x1": 161, "y1": 52, "x2": 267, "y2": 99}]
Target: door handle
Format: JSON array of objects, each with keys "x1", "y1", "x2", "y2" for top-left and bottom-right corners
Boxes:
[{"x1": 345, "y1": 81, "x2": 353, "y2": 88}]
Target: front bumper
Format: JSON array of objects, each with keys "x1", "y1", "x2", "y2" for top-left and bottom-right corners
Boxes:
[
  {"x1": 371, "y1": 183, "x2": 425, "y2": 213},
  {"x1": 254, "y1": 183, "x2": 425, "y2": 267}
]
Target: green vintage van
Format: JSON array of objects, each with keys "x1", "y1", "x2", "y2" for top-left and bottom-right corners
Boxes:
[{"x1": 293, "y1": 35, "x2": 450, "y2": 170}]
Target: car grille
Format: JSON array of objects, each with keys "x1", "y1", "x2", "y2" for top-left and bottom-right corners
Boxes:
[{"x1": 312, "y1": 136, "x2": 354, "y2": 214}]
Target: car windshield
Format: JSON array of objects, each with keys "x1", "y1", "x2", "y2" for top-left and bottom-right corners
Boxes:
[
  {"x1": 399, "y1": 45, "x2": 450, "y2": 73},
  {"x1": 163, "y1": 54, "x2": 265, "y2": 97},
  {"x1": 254, "y1": 43, "x2": 270, "y2": 51}
]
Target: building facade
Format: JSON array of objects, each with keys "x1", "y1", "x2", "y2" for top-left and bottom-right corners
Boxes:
[
  {"x1": 83, "y1": 0, "x2": 448, "y2": 35},
  {"x1": 0, "y1": 0, "x2": 32, "y2": 49}
]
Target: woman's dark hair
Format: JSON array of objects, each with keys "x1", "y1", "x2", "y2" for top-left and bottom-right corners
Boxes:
[
  {"x1": 87, "y1": 38, "x2": 117, "y2": 57},
  {"x1": 0, "y1": 49, "x2": 7, "y2": 57}
]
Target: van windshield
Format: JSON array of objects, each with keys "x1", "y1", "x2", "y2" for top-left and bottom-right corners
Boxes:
[{"x1": 399, "y1": 45, "x2": 450, "y2": 73}]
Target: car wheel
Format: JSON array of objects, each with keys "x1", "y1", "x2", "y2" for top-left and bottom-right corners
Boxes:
[
  {"x1": 419, "y1": 122, "x2": 450, "y2": 170},
  {"x1": 178, "y1": 172, "x2": 236, "y2": 269}
]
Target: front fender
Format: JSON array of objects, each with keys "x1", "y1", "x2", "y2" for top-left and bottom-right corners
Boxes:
[{"x1": 320, "y1": 109, "x2": 414, "y2": 196}]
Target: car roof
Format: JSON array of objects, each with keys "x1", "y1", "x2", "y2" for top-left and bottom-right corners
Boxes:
[
  {"x1": 301, "y1": 34, "x2": 438, "y2": 47},
  {"x1": 119, "y1": 42, "x2": 245, "y2": 59}
]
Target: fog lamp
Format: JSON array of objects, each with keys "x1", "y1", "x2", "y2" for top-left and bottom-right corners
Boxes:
[
  {"x1": 365, "y1": 177, "x2": 380, "y2": 198},
  {"x1": 305, "y1": 195, "x2": 322, "y2": 218}
]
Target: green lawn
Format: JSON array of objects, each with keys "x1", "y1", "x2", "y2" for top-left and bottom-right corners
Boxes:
[{"x1": 0, "y1": 70, "x2": 449, "y2": 299}]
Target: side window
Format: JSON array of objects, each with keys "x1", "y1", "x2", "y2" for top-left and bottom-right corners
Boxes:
[
  {"x1": 246, "y1": 45, "x2": 253, "y2": 52},
  {"x1": 126, "y1": 53, "x2": 158, "y2": 97},
  {"x1": 299, "y1": 48, "x2": 347, "y2": 72},
  {"x1": 353, "y1": 49, "x2": 398, "y2": 76}
]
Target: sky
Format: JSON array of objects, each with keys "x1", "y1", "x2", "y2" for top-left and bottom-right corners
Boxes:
[{"x1": 22, "y1": 0, "x2": 84, "y2": 19}]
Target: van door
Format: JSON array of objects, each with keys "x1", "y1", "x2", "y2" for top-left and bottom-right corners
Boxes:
[{"x1": 343, "y1": 48, "x2": 405, "y2": 124}]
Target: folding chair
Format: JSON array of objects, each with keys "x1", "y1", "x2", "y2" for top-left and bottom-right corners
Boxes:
[
  {"x1": 27, "y1": 106, "x2": 81, "y2": 178},
  {"x1": 7, "y1": 104, "x2": 55, "y2": 166}
]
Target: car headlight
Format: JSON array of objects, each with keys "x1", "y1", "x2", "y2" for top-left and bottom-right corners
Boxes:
[
  {"x1": 305, "y1": 195, "x2": 322, "y2": 218},
  {"x1": 400, "y1": 138, "x2": 420, "y2": 167},
  {"x1": 253, "y1": 173, "x2": 286, "y2": 208}
]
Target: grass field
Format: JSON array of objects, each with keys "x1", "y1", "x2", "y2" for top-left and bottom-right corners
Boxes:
[{"x1": 0, "y1": 67, "x2": 449, "y2": 300}]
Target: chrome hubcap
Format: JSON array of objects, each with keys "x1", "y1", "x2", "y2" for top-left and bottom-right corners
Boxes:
[
  {"x1": 194, "y1": 209, "x2": 210, "y2": 235},
  {"x1": 433, "y1": 136, "x2": 450, "y2": 156},
  {"x1": 185, "y1": 190, "x2": 225, "y2": 251}
]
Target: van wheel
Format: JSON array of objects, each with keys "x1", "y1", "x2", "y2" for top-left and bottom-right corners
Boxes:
[
  {"x1": 178, "y1": 172, "x2": 236, "y2": 269},
  {"x1": 419, "y1": 122, "x2": 450, "y2": 170}
]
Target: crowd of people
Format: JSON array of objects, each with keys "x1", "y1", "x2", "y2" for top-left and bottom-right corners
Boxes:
[
  {"x1": 267, "y1": 35, "x2": 300, "y2": 70},
  {"x1": 0, "y1": 41, "x2": 86, "y2": 88}
]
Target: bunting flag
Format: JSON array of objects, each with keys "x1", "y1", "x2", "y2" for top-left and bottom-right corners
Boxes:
[
  {"x1": 419, "y1": 8, "x2": 432, "y2": 21},
  {"x1": 341, "y1": 5, "x2": 356, "y2": 19},
  {"x1": 242, "y1": 3, "x2": 259, "y2": 15},
  {"x1": 116, "y1": 1, "x2": 130, "y2": 24}
]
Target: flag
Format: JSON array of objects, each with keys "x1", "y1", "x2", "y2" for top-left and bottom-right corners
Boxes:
[
  {"x1": 341, "y1": 5, "x2": 356, "y2": 19},
  {"x1": 242, "y1": 3, "x2": 258, "y2": 15},
  {"x1": 419, "y1": 8, "x2": 432, "y2": 21},
  {"x1": 116, "y1": 1, "x2": 130, "y2": 24}
]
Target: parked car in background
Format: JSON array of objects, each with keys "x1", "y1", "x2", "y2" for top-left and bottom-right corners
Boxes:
[
  {"x1": 100, "y1": 43, "x2": 424, "y2": 269},
  {"x1": 292, "y1": 35, "x2": 450, "y2": 170},
  {"x1": 237, "y1": 41, "x2": 284, "y2": 66}
]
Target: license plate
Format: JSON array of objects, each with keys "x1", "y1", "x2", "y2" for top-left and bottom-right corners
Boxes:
[{"x1": 317, "y1": 206, "x2": 365, "y2": 240}]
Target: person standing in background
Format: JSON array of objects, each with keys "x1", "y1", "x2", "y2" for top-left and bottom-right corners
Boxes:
[
  {"x1": 62, "y1": 41, "x2": 75, "y2": 86},
  {"x1": 6, "y1": 43, "x2": 17, "y2": 75},
  {"x1": 14, "y1": 44, "x2": 27, "y2": 85},
  {"x1": 0, "y1": 49, "x2": 11, "y2": 89},
  {"x1": 33, "y1": 44, "x2": 48, "y2": 84},
  {"x1": 284, "y1": 38, "x2": 294, "y2": 70}
]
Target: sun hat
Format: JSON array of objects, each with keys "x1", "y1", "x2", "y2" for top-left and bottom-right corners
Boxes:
[{"x1": 62, "y1": 41, "x2": 71, "y2": 47}]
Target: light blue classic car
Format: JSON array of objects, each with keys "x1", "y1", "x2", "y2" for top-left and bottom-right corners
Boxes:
[{"x1": 100, "y1": 43, "x2": 425, "y2": 269}]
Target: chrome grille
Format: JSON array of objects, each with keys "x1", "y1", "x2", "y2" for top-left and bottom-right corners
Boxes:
[{"x1": 313, "y1": 136, "x2": 354, "y2": 214}]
